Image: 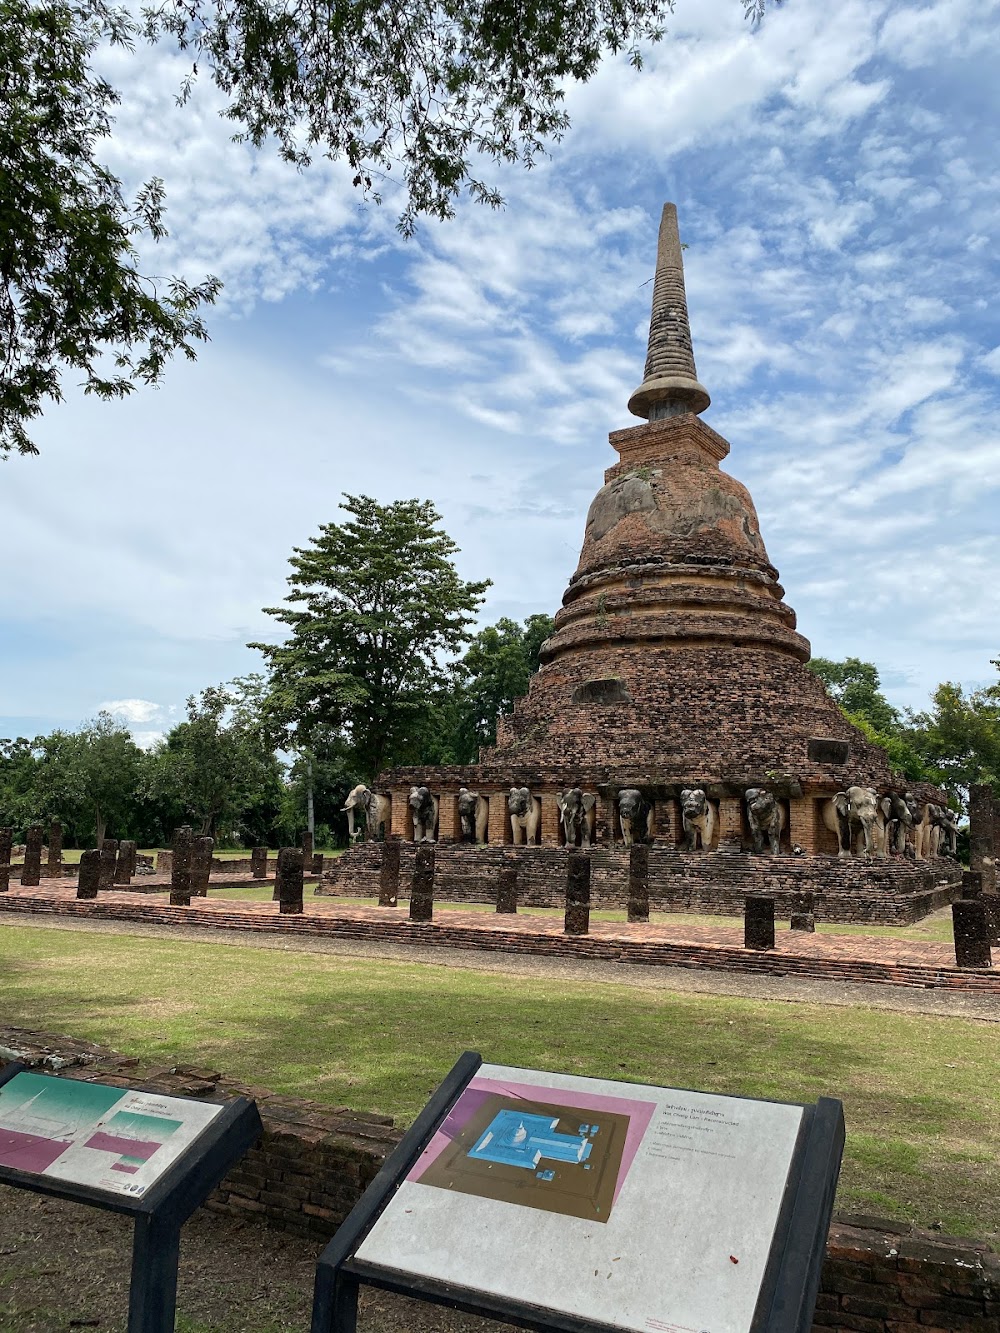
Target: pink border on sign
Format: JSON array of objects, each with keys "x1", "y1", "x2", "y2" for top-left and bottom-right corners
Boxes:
[{"x1": 410, "y1": 1076, "x2": 657, "y2": 1205}]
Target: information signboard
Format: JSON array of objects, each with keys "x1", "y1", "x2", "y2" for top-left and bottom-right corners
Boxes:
[
  {"x1": 313, "y1": 1053, "x2": 844, "y2": 1333},
  {"x1": 0, "y1": 1063, "x2": 261, "y2": 1333},
  {"x1": 0, "y1": 1070, "x2": 224, "y2": 1199}
]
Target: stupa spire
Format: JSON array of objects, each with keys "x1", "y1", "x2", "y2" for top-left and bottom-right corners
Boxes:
[{"x1": 627, "y1": 202, "x2": 711, "y2": 420}]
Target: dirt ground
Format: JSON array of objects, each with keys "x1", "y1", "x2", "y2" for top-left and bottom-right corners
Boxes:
[{"x1": 0, "y1": 1190, "x2": 511, "y2": 1333}]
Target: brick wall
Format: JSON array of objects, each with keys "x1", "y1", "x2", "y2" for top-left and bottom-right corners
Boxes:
[
  {"x1": 2, "y1": 1028, "x2": 997, "y2": 1330},
  {"x1": 321, "y1": 843, "x2": 962, "y2": 926}
]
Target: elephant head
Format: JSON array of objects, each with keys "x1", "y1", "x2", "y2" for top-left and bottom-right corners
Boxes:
[
  {"x1": 618, "y1": 788, "x2": 649, "y2": 848},
  {"x1": 508, "y1": 787, "x2": 540, "y2": 845},
  {"x1": 342, "y1": 784, "x2": 371, "y2": 840},
  {"x1": 931, "y1": 805, "x2": 959, "y2": 857},
  {"x1": 744, "y1": 787, "x2": 781, "y2": 855}
]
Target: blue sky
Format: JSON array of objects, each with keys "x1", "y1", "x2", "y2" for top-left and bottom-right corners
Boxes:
[{"x1": 4, "y1": 0, "x2": 999, "y2": 747}]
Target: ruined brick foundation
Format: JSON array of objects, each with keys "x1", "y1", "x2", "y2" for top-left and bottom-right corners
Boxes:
[{"x1": 320, "y1": 843, "x2": 962, "y2": 927}]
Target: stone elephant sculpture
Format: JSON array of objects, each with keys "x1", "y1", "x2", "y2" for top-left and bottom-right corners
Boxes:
[
  {"x1": 342, "y1": 784, "x2": 390, "y2": 842},
  {"x1": 408, "y1": 785, "x2": 438, "y2": 842},
  {"x1": 557, "y1": 788, "x2": 597, "y2": 847},
  {"x1": 880, "y1": 792, "x2": 914, "y2": 856},
  {"x1": 823, "y1": 786, "x2": 883, "y2": 859},
  {"x1": 508, "y1": 787, "x2": 541, "y2": 845},
  {"x1": 618, "y1": 789, "x2": 651, "y2": 847},
  {"x1": 680, "y1": 788, "x2": 716, "y2": 853},
  {"x1": 457, "y1": 787, "x2": 488, "y2": 844},
  {"x1": 930, "y1": 804, "x2": 959, "y2": 857},
  {"x1": 744, "y1": 788, "x2": 784, "y2": 855}
]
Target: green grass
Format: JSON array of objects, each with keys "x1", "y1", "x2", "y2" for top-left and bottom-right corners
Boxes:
[
  {"x1": 0, "y1": 922, "x2": 995, "y2": 1239},
  {"x1": 196, "y1": 886, "x2": 956, "y2": 940}
]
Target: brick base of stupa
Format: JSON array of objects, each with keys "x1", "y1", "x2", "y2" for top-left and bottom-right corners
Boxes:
[{"x1": 318, "y1": 842, "x2": 962, "y2": 927}]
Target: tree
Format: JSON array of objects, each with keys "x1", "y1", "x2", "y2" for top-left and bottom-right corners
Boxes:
[
  {"x1": 421, "y1": 613, "x2": 554, "y2": 763},
  {"x1": 253, "y1": 495, "x2": 489, "y2": 778},
  {"x1": 906, "y1": 675, "x2": 1000, "y2": 797},
  {"x1": 36, "y1": 713, "x2": 144, "y2": 844},
  {"x1": 4, "y1": 0, "x2": 767, "y2": 456},
  {"x1": 1, "y1": 0, "x2": 221, "y2": 456},
  {"x1": 149, "y1": 678, "x2": 283, "y2": 837},
  {"x1": 807, "y1": 657, "x2": 902, "y2": 735}
]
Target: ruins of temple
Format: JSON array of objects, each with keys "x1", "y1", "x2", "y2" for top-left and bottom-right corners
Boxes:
[{"x1": 322, "y1": 205, "x2": 959, "y2": 922}]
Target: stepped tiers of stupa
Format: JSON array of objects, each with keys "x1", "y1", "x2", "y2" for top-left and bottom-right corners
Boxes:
[{"x1": 322, "y1": 205, "x2": 959, "y2": 919}]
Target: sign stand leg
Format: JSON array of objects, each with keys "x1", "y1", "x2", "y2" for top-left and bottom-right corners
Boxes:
[
  {"x1": 312, "y1": 1261, "x2": 359, "y2": 1333},
  {"x1": 127, "y1": 1215, "x2": 181, "y2": 1333}
]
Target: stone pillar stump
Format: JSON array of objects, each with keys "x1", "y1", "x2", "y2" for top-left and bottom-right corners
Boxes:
[
  {"x1": 409, "y1": 845, "x2": 435, "y2": 921},
  {"x1": 114, "y1": 840, "x2": 136, "y2": 886},
  {"x1": 789, "y1": 890, "x2": 815, "y2": 933},
  {"x1": 497, "y1": 860, "x2": 518, "y2": 914},
  {"x1": 627, "y1": 844, "x2": 650, "y2": 923},
  {"x1": 952, "y1": 901, "x2": 992, "y2": 969},
  {"x1": 251, "y1": 847, "x2": 267, "y2": 879},
  {"x1": 379, "y1": 841, "x2": 401, "y2": 907},
  {"x1": 564, "y1": 852, "x2": 591, "y2": 935},
  {"x1": 46, "y1": 821, "x2": 63, "y2": 879},
  {"x1": 0, "y1": 828, "x2": 12, "y2": 893},
  {"x1": 98, "y1": 839, "x2": 118, "y2": 891},
  {"x1": 301, "y1": 830, "x2": 314, "y2": 868},
  {"x1": 170, "y1": 827, "x2": 193, "y2": 907},
  {"x1": 745, "y1": 896, "x2": 775, "y2": 950},
  {"x1": 962, "y1": 871, "x2": 983, "y2": 900},
  {"x1": 21, "y1": 825, "x2": 43, "y2": 886},
  {"x1": 277, "y1": 847, "x2": 304, "y2": 914},
  {"x1": 77, "y1": 849, "x2": 101, "y2": 900}
]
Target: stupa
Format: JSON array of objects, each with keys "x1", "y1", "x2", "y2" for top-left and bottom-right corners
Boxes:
[{"x1": 323, "y1": 205, "x2": 958, "y2": 922}]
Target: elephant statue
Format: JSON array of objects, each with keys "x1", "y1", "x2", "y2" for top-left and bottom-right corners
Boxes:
[
  {"x1": 508, "y1": 787, "x2": 541, "y2": 845},
  {"x1": 680, "y1": 788, "x2": 716, "y2": 853},
  {"x1": 930, "y1": 805, "x2": 959, "y2": 857},
  {"x1": 911, "y1": 799, "x2": 935, "y2": 859},
  {"x1": 342, "y1": 784, "x2": 390, "y2": 842},
  {"x1": 557, "y1": 788, "x2": 597, "y2": 847},
  {"x1": 457, "y1": 787, "x2": 488, "y2": 844},
  {"x1": 744, "y1": 788, "x2": 784, "y2": 855},
  {"x1": 823, "y1": 786, "x2": 883, "y2": 859},
  {"x1": 880, "y1": 792, "x2": 914, "y2": 856},
  {"x1": 618, "y1": 789, "x2": 651, "y2": 847},
  {"x1": 408, "y1": 785, "x2": 438, "y2": 842}
]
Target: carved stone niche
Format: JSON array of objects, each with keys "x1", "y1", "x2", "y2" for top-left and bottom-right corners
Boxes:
[
  {"x1": 808, "y1": 737, "x2": 851, "y2": 766},
  {"x1": 572, "y1": 678, "x2": 633, "y2": 705}
]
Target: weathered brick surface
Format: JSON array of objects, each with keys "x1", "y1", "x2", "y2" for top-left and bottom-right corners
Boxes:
[{"x1": 321, "y1": 843, "x2": 961, "y2": 927}]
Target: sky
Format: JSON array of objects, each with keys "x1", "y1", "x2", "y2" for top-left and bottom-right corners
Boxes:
[{"x1": 4, "y1": 0, "x2": 1000, "y2": 748}]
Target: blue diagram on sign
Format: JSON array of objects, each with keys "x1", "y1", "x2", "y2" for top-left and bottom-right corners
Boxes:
[{"x1": 467, "y1": 1111, "x2": 596, "y2": 1173}]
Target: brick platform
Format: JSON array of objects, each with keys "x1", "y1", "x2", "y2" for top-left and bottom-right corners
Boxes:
[
  {"x1": 320, "y1": 843, "x2": 962, "y2": 927},
  {"x1": 1, "y1": 881, "x2": 995, "y2": 993}
]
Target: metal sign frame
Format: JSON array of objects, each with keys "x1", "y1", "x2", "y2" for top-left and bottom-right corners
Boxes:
[
  {"x1": 0, "y1": 1061, "x2": 262, "y2": 1333},
  {"x1": 312, "y1": 1052, "x2": 844, "y2": 1333}
]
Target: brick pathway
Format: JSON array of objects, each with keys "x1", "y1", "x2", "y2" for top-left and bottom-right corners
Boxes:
[{"x1": 2, "y1": 881, "x2": 997, "y2": 994}]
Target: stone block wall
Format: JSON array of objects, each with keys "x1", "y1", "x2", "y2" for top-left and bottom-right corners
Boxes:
[{"x1": 320, "y1": 844, "x2": 962, "y2": 926}]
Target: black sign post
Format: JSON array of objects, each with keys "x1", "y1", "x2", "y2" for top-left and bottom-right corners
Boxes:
[
  {"x1": 312, "y1": 1053, "x2": 844, "y2": 1333},
  {"x1": 0, "y1": 1062, "x2": 262, "y2": 1333}
]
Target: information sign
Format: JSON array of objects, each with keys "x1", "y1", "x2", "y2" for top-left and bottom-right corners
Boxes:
[
  {"x1": 0, "y1": 1063, "x2": 261, "y2": 1333},
  {"x1": 0, "y1": 1070, "x2": 224, "y2": 1198},
  {"x1": 313, "y1": 1053, "x2": 844, "y2": 1333}
]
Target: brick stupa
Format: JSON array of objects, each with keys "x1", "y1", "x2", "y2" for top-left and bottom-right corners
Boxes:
[{"x1": 324, "y1": 205, "x2": 957, "y2": 920}]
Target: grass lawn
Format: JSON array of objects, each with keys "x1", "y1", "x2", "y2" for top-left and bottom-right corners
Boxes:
[
  {"x1": 198, "y1": 885, "x2": 957, "y2": 941},
  {"x1": 0, "y1": 922, "x2": 995, "y2": 1240}
]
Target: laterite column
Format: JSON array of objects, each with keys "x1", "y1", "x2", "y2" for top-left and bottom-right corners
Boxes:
[
  {"x1": 379, "y1": 841, "x2": 400, "y2": 907},
  {"x1": 789, "y1": 891, "x2": 815, "y2": 933},
  {"x1": 410, "y1": 845, "x2": 435, "y2": 921},
  {"x1": 46, "y1": 821, "x2": 63, "y2": 879},
  {"x1": 276, "y1": 847, "x2": 304, "y2": 914},
  {"x1": 192, "y1": 837, "x2": 213, "y2": 897},
  {"x1": 0, "y1": 828, "x2": 12, "y2": 893},
  {"x1": 952, "y1": 901, "x2": 992, "y2": 969},
  {"x1": 251, "y1": 847, "x2": 268, "y2": 879},
  {"x1": 745, "y1": 896, "x2": 775, "y2": 950},
  {"x1": 627, "y1": 844, "x2": 649, "y2": 923},
  {"x1": 169, "y1": 827, "x2": 193, "y2": 907},
  {"x1": 564, "y1": 852, "x2": 591, "y2": 935},
  {"x1": 21, "y1": 825, "x2": 43, "y2": 887},
  {"x1": 497, "y1": 859, "x2": 518, "y2": 914},
  {"x1": 77, "y1": 849, "x2": 101, "y2": 900},
  {"x1": 98, "y1": 839, "x2": 118, "y2": 890}
]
